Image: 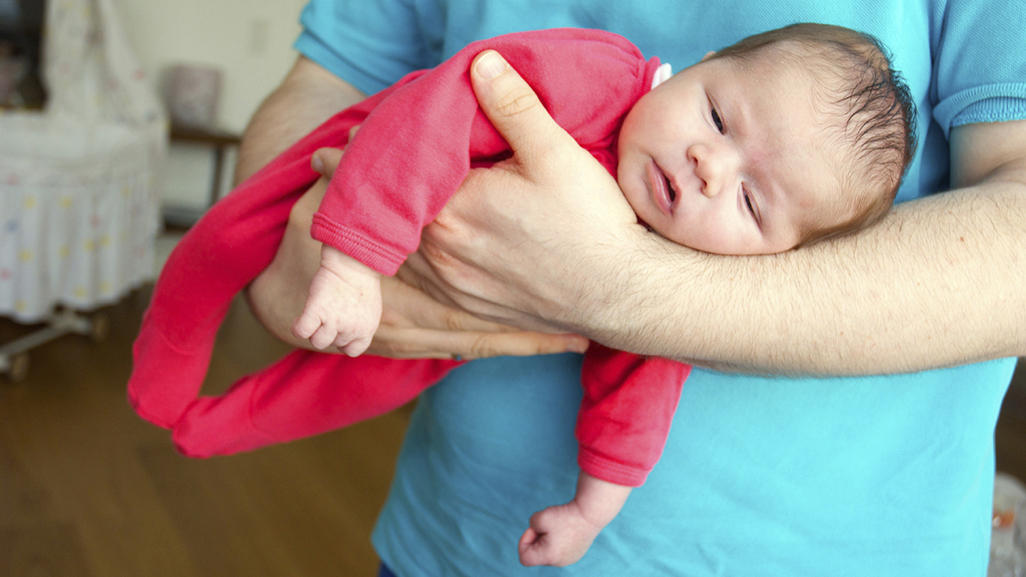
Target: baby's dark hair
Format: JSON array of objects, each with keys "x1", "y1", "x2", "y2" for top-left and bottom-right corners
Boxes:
[{"x1": 713, "y1": 23, "x2": 917, "y2": 243}]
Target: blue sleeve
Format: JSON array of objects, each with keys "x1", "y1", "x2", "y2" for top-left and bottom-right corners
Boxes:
[
  {"x1": 931, "y1": 1, "x2": 1026, "y2": 137},
  {"x1": 292, "y1": 0, "x2": 444, "y2": 94}
]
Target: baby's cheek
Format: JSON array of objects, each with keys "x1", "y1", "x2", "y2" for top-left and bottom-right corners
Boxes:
[
  {"x1": 654, "y1": 218, "x2": 701, "y2": 250},
  {"x1": 675, "y1": 219, "x2": 743, "y2": 254}
]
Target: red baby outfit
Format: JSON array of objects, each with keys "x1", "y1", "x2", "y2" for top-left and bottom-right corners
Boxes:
[{"x1": 128, "y1": 28, "x2": 689, "y2": 487}]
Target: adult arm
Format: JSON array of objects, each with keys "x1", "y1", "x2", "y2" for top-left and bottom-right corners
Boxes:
[
  {"x1": 232, "y1": 55, "x2": 366, "y2": 185},
  {"x1": 407, "y1": 52, "x2": 1026, "y2": 376},
  {"x1": 239, "y1": 56, "x2": 588, "y2": 358}
]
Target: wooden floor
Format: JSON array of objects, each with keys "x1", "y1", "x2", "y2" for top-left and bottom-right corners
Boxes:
[
  {"x1": 1, "y1": 287, "x2": 1024, "y2": 577},
  {"x1": 0, "y1": 287, "x2": 410, "y2": 577}
]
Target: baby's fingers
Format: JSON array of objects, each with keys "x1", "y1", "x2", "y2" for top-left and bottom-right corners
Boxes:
[
  {"x1": 292, "y1": 309, "x2": 322, "y2": 341},
  {"x1": 338, "y1": 335, "x2": 372, "y2": 358},
  {"x1": 518, "y1": 528, "x2": 548, "y2": 566},
  {"x1": 308, "y1": 325, "x2": 338, "y2": 350},
  {"x1": 518, "y1": 527, "x2": 539, "y2": 555},
  {"x1": 519, "y1": 541, "x2": 556, "y2": 567}
]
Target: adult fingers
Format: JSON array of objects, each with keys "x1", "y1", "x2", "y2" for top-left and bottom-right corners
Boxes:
[
  {"x1": 310, "y1": 147, "x2": 345, "y2": 179},
  {"x1": 369, "y1": 275, "x2": 587, "y2": 359},
  {"x1": 399, "y1": 247, "x2": 555, "y2": 335},
  {"x1": 369, "y1": 325, "x2": 587, "y2": 360}
]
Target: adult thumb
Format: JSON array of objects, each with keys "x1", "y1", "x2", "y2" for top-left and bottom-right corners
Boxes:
[{"x1": 470, "y1": 50, "x2": 575, "y2": 164}]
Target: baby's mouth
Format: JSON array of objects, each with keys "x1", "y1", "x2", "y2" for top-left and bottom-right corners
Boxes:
[{"x1": 647, "y1": 160, "x2": 677, "y2": 215}]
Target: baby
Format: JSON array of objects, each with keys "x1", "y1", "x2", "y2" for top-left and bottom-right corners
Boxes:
[{"x1": 128, "y1": 24, "x2": 916, "y2": 567}]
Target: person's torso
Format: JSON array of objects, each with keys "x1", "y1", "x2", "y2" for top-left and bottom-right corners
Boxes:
[{"x1": 294, "y1": 1, "x2": 1024, "y2": 574}]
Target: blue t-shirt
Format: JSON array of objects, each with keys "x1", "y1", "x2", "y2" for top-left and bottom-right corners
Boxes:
[{"x1": 295, "y1": 1, "x2": 1026, "y2": 575}]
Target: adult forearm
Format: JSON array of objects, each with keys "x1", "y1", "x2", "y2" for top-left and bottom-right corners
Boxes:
[
  {"x1": 583, "y1": 182, "x2": 1026, "y2": 376},
  {"x1": 428, "y1": 63, "x2": 1025, "y2": 376},
  {"x1": 233, "y1": 56, "x2": 365, "y2": 185}
]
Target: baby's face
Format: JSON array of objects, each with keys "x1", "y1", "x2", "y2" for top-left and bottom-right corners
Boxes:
[{"x1": 617, "y1": 52, "x2": 847, "y2": 255}]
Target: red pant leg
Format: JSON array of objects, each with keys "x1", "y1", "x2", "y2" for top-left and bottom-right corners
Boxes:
[
  {"x1": 127, "y1": 101, "x2": 378, "y2": 429},
  {"x1": 576, "y1": 344, "x2": 691, "y2": 487},
  {"x1": 173, "y1": 352, "x2": 461, "y2": 457}
]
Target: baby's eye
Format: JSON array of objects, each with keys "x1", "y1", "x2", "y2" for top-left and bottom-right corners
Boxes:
[
  {"x1": 743, "y1": 190, "x2": 755, "y2": 216},
  {"x1": 742, "y1": 186, "x2": 761, "y2": 227},
  {"x1": 711, "y1": 108, "x2": 725, "y2": 133}
]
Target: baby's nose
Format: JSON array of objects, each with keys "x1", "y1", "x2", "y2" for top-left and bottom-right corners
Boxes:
[{"x1": 689, "y1": 143, "x2": 737, "y2": 198}]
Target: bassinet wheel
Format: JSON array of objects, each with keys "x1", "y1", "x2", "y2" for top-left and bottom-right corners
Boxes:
[
  {"x1": 89, "y1": 313, "x2": 110, "y2": 342},
  {"x1": 6, "y1": 352, "x2": 30, "y2": 383}
]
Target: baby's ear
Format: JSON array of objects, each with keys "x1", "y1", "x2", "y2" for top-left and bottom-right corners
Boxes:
[{"x1": 701, "y1": 51, "x2": 717, "y2": 62}]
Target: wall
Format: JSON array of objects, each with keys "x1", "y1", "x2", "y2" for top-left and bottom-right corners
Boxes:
[{"x1": 111, "y1": 0, "x2": 308, "y2": 212}]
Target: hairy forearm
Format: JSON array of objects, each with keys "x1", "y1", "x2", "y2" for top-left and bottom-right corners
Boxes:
[
  {"x1": 579, "y1": 178, "x2": 1026, "y2": 376},
  {"x1": 233, "y1": 56, "x2": 365, "y2": 185}
]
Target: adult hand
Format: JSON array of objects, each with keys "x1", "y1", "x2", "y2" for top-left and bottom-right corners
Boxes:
[
  {"x1": 306, "y1": 148, "x2": 590, "y2": 360},
  {"x1": 405, "y1": 51, "x2": 659, "y2": 334}
]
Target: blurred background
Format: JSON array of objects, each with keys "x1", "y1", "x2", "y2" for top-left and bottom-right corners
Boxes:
[
  {"x1": 1, "y1": 1, "x2": 1024, "y2": 576},
  {"x1": 2, "y1": 1, "x2": 406, "y2": 576}
]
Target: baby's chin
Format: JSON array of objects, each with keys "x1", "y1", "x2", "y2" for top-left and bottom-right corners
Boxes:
[{"x1": 635, "y1": 217, "x2": 696, "y2": 249}]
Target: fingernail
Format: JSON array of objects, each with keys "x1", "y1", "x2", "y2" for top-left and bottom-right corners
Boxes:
[
  {"x1": 311, "y1": 154, "x2": 324, "y2": 173},
  {"x1": 475, "y1": 51, "x2": 506, "y2": 80}
]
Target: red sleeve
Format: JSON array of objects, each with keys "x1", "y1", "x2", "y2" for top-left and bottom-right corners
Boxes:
[
  {"x1": 576, "y1": 344, "x2": 691, "y2": 487},
  {"x1": 310, "y1": 28, "x2": 656, "y2": 275}
]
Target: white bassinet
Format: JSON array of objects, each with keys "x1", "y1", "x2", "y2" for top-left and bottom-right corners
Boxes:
[
  {"x1": 0, "y1": 113, "x2": 162, "y2": 320},
  {"x1": 0, "y1": 0, "x2": 166, "y2": 379}
]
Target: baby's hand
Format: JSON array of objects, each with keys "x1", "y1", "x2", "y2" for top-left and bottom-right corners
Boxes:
[
  {"x1": 293, "y1": 246, "x2": 382, "y2": 356},
  {"x1": 517, "y1": 502, "x2": 603, "y2": 567}
]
